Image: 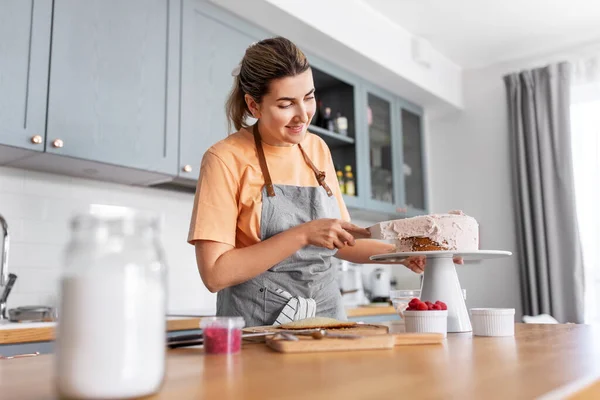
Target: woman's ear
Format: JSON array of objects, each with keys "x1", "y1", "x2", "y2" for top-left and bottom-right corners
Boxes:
[{"x1": 244, "y1": 94, "x2": 261, "y2": 119}]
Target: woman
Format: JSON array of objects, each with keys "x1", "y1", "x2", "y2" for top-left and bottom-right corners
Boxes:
[{"x1": 188, "y1": 37, "x2": 427, "y2": 327}]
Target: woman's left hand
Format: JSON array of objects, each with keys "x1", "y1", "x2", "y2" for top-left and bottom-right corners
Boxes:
[{"x1": 402, "y1": 255, "x2": 464, "y2": 274}]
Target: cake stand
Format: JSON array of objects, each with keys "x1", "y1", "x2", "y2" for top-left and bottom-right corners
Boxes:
[{"x1": 369, "y1": 250, "x2": 512, "y2": 333}]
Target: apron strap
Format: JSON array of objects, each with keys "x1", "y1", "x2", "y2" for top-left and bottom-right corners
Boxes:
[
  {"x1": 252, "y1": 123, "x2": 334, "y2": 197},
  {"x1": 298, "y1": 144, "x2": 334, "y2": 197},
  {"x1": 253, "y1": 124, "x2": 276, "y2": 197}
]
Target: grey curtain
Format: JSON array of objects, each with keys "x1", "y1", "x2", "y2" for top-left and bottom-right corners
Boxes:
[{"x1": 504, "y1": 62, "x2": 584, "y2": 323}]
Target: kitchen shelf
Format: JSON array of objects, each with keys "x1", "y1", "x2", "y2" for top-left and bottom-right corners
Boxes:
[{"x1": 309, "y1": 125, "x2": 355, "y2": 148}]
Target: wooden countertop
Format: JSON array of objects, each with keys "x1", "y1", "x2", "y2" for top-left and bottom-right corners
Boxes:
[
  {"x1": 0, "y1": 318, "x2": 202, "y2": 345},
  {"x1": 346, "y1": 305, "x2": 396, "y2": 317},
  {"x1": 0, "y1": 306, "x2": 395, "y2": 345},
  {"x1": 2, "y1": 324, "x2": 600, "y2": 399}
]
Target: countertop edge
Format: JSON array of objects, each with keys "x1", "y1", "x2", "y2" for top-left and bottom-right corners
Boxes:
[
  {"x1": 1, "y1": 306, "x2": 397, "y2": 345},
  {"x1": 0, "y1": 318, "x2": 203, "y2": 345}
]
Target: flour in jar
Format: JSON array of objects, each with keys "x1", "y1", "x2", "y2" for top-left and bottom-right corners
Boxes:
[{"x1": 55, "y1": 265, "x2": 165, "y2": 399}]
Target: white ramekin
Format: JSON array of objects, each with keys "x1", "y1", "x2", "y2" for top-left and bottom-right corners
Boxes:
[
  {"x1": 403, "y1": 310, "x2": 448, "y2": 338},
  {"x1": 470, "y1": 308, "x2": 515, "y2": 337}
]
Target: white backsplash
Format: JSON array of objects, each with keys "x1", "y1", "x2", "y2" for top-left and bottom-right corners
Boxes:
[
  {"x1": 0, "y1": 165, "x2": 418, "y2": 314},
  {"x1": 0, "y1": 166, "x2": 216, "y2": 314}
]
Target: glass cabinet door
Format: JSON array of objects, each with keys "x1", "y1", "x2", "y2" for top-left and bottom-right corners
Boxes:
[
  {"x1": 367, "y1": 92, "x2": 395, "y2": 208},
  {"x1": 401, "y1": 108, "x2": 426, "y2": 212}
]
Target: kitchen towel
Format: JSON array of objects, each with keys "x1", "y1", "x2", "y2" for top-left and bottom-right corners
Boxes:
[{"x1": 273, "y1": 288, "x2": 316, "y2": 325}]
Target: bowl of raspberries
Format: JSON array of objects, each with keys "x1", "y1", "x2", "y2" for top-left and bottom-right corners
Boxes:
[{"x1": 403, "y1": 298, "x2": 448, "y2": 337}]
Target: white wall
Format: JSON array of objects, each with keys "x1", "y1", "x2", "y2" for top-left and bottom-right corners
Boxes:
[
  {"x1": 426, "y1": 43, "x2": 600, "y2": 321},
  {"x1": 427, "y1": 64, "x2": 523, "y2": 319},
  {"x1": 0, "y1": 166, "x2": 216, "y2": 314},
  {"x1": 425, "y1": 52, "x2": 585, "y2": 320}
]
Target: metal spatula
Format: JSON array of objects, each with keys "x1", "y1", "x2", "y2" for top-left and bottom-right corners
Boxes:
[{"x1": 350, "y1": 223, "x2": 384, "y2": 240}]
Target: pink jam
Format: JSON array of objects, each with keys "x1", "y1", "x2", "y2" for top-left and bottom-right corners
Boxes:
[{"x1": 203, "y1": 327, "x2": 242, "y2": 354}]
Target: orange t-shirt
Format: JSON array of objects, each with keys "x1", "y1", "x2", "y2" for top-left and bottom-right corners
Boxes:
[{"x1": 187, "y1": 128, "x2": 350, "y2": 248}]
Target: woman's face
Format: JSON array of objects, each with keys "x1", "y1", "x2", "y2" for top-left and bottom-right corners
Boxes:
[{"x1": 246, "y1": 69, "x2": 316, "y2": 146}]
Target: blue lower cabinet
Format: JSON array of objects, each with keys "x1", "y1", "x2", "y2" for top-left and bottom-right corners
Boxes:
[{"x1": 0, "y1": 341, "x2": 54, "y2": 357}]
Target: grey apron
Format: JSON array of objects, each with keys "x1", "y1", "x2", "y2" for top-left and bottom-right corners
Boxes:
[{"x1": 216, "y1": 124, "x2": 346, "y2": 327}]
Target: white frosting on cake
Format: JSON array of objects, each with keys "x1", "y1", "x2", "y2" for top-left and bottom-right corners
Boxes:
[{"x1": 374, "y1": 210, "x2": 479, "y2": 252}]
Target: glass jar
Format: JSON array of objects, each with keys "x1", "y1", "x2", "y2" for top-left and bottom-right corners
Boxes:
[
  {"x1": 200, "y1": 316, "x2": 245, "y2": 355},
  {"x1": 55, "y1": 205, "x2": 167, "y2": 399}
]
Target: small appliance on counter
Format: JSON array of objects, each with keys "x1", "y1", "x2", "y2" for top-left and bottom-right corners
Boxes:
[
  {"x1": 336, "y1": 260, "x2": 369, "y2": 307},
  {"x1": 368, "y1": 267, "x2": 392, "y2": 303}
]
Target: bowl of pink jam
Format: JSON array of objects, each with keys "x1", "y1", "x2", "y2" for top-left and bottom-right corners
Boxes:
[{"x1": 200, "y1": 316, "x2": 245, "y2": 355}]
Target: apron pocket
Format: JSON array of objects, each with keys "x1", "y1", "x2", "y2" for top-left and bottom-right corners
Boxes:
[{"x1": 264, "y1": 287, "x2": 292, "y2": 325}]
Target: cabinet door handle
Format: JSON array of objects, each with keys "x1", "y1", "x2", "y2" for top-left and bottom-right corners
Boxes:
[
  {"x1": 182, "y1": 165, "x2": 192, "y2": 173},
  {"x1": 30, "y1": 135, "x2": 43, "y2": 145},
  {"x1": 52, "y1": 139, "x2": 64, "y2": 148},
  {"x1": 0, "y1": 352, "x2": 40, "y2": 360}
]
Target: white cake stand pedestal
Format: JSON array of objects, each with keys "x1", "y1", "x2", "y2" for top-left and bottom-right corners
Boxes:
[{"x1": 370, "y1": 250, "x2": 512, "y2": 333}]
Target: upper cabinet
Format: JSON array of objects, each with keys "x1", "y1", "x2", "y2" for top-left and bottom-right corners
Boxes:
[
  {"x1": 0, "y1": 0, "x2": 52, "y2": 151},
  {"x1": 0, "y1": 0, "x2": 429, "y2": 217},
  {"x1": 309, "y1": 59, "x2": 362, "y2": 209},
  {"x1": 364, "y1": 86, "x2": 398, "y2": 214},
  {"x1": 45, "y1": 0, "x2": 180, "y2": 174},
  {"x1": 178, "y1": 0, "x2": 255, "y2": 181},
  {"x1": 399, "y1": 103, "x2": 427, "y2": 215},
  {"x1": 359, "y1": 84, "x2": 427, "y2": 217}
]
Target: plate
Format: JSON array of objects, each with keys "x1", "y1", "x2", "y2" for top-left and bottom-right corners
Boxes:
[{"x1": 369, "y1": 250, "x2": 512, "y2": 263}]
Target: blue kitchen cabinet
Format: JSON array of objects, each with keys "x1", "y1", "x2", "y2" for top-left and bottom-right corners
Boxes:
[
  {"x1": 396, "y1": 98, "x2": 428, "y2": 216},
  {"x1": 357, "y1": 83, "x2": 429, "y2": 218},
  {"x1": 361, "y1": 84, "x2": 402, "y2": 215},
  {"x1": 0, "y1": 0, "x2": 430, "y2": 217},
  {"x1": 177, "y1": 0, "x2": 259, "y2": 182},
  {"x1": 0, "y1": 341, "x2": 54, "y2": 357},
  {"x1": 308, "y1": 56, "x2": 365, "y2": 210},
  {"x1": 0, "y1": 0, "x2": 52, "y2": 158},
  {"x1": 43, "y1": 0, "x2": 181, "y2": 175}
]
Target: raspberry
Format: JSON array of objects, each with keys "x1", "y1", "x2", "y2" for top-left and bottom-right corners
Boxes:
[
  {"x1": 409, "y1": 298, "x2": 420, "y2": 307},
  {"x1": 424, "y1": 301, "x2": 433, "y2": 307},
  {"x1": 432, "y1": 304, "x2": 442, "y2": 310},
  {"x1": 416, "y1": 302, "x2": 428, "y2": 311},
  {"x1": 438, "y1": 301, "x2": 447, "y2": 310}
]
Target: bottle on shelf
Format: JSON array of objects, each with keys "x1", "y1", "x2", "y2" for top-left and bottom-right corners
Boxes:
[
  {"x1": 335, "y1": 112, "x2": 348, "y2": 136},
  {"x1": 322, "y1": 107, "x2": 334, "y2": 131},
  {"x1": 344, "y1": 165, "x2": 355, "y2": 196},
  {"x1": 336, "y1": 168, "x2": 345, "y2": 195}
]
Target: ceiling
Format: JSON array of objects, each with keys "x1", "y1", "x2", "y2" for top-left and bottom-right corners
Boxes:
[{"x1": 363, "y1": 0, "x2": 600, "y2": 69}]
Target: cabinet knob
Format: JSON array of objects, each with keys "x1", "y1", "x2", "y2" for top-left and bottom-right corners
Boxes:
[
  {"x1": 52, "y1": 139, "x2": 64, "y2": 148},
  {"x1": 182, "y1": 165, "x2": 193, "y2": 173},
  {"x1": 30, "y1": 135, "x2": 43, "y2": 145}
]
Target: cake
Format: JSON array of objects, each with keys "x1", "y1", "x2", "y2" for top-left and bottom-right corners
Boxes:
[{"x1": 373, "y1": 210, "x2": 479, "y2": 252}]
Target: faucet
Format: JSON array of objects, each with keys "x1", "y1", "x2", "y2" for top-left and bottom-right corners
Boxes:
[{"x1": 0, "y1": 214, "x2": 16, "y2": 321}]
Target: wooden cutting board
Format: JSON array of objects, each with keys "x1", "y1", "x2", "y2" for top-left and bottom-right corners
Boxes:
[
  {"x1": 266, "y1": 334, "x2": 395, "y2": 353},
  {"x1": 243, "y1": 323, "x2": 389, "y2": 336},
  {"x1": 265, "y1": 332, "x2": 444, "y2": 353}
]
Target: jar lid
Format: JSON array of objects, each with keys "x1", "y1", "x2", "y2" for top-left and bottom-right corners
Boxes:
[
  {"x1": 470, "y1": 308, "x2": 515, "y2": 316},
  {"x1": 200, "y1": 316, "x2": 245, "y2": 330}
]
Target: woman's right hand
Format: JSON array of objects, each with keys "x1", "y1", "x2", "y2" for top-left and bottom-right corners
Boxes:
[{"x1": 298, "y1": 219, "x2": 370, "y2": 250}]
